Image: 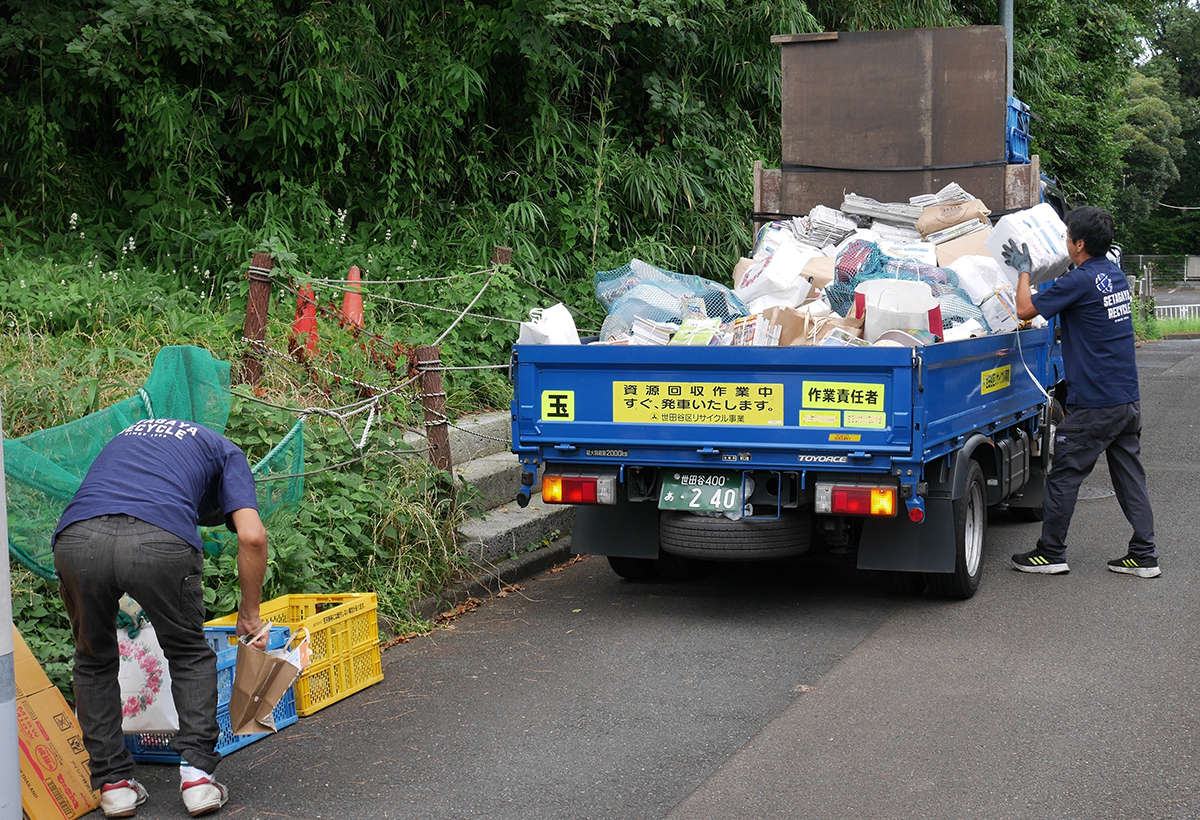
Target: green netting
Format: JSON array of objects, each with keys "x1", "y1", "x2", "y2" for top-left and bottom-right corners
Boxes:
[
  {"x1": 5, "y1": 345, "x2": 305, "y2": 579},
  {"x1": 201, "y1": 418, "x2": 305, "y2": 557}
]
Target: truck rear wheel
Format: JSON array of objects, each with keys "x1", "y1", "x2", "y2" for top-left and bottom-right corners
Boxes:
[
  {"x1": 927, "y1": 459, "x2": 985, "y2": 599},
  {"x1": 659, "y1": 509, "x2": 812, "y2": 560}
]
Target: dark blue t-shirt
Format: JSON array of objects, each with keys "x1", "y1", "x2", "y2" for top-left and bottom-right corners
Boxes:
[
  {"x1": 54, "y1": 418, "x2": 258, "y2": 551},
  {"x1": 1031, "y1": 256, "x2": 1139, "y2": 408}
]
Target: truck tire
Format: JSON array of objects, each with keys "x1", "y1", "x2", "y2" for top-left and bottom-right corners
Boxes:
[
  {"x1": 927, "y1": 459, "x2": 986, "y2": 599},
  {"x1": 607, "y1": 556, "x2": 659, "y2": 581},
  {"x1": 1011, "y1": 399, "x2": 1064, "y2": 523},
  {"x1": 659, "y1": 509, "x2": 812, "y2": 561}
]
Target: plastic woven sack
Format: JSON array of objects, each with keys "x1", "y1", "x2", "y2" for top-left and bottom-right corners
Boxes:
[{"x1": 595, "y1": 259, "x2": 747, "y2": 341}]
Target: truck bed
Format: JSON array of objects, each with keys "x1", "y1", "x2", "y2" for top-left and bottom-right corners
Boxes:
[{"x1": 511, "y1": 326, "x2": 1060, "y2": 475}]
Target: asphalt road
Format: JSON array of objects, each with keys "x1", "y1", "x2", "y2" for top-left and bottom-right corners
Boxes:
[{"x1": 118, "y1": 340, "x2": 1200, "y2": 820}]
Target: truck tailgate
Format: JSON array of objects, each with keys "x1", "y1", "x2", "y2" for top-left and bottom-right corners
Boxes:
[{"x1": 511, "y1": 343, "x2": 917, "y2": 471}]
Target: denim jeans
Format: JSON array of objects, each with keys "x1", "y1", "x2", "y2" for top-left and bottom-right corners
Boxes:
[
  {"x1": 55, "y1": 514, "x2": 220, "y2": 788},
  {"x1": 1039, "y1": 402, "x2": 1156, "y2": 561}
]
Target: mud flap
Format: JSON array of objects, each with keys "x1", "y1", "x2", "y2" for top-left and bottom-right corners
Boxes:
[
  {"x1": 856, "y1": 498, "x2": 956, "y2": 573},
  {"x1": 572, "y1": 496, "x2": 660, "y2": 558}
]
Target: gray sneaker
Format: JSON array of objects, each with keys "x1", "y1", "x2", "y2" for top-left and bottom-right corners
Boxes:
[
  {"x1": 100, "y1": 779, "x2": 148, "y2": 818},
  {"x1": 181, "y1": 777, "x2": 229, "y2": 817}
]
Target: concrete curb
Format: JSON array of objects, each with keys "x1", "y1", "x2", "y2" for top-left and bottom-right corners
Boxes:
[{"x1": 405, "y1": 534, "x2": 575, "y2": 623}]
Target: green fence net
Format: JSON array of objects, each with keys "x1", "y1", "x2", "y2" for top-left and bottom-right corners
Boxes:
[{"x1": 5, "y1": 345, "x2": 305, "y2": 579}]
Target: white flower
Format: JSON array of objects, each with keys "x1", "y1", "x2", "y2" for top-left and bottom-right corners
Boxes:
[
  {"x1": 411, "y1": 239, "x2": 417, "y2": 248},
  {"x1": 69, "y1": 213, "x2": 78, "y2": 229},
  {"x1": 20, "y1": 280, "x2": 26, "y2": 288},
  {"x1": 60, "y1": 280, "x2": 65, "y2": 285}
]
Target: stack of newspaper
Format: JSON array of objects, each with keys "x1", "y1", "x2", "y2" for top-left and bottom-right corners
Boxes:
[{"x1": 630, "y1": 316, "x2": 677, "y2": 345}]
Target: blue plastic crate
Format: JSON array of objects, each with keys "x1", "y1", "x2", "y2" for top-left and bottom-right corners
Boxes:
[
  {"x1": 124, "y1": 687, "x2": 298, "y2": 763},
  {"x1": 1007, "y1": 127, "x2": 1031, "y2": 164},
  {"x1": 1007, "y1": 96, "x2": 1030, "y2": 136},
  {"x1": 125, "y1": 625, "x2": 297, "y2": 763}
]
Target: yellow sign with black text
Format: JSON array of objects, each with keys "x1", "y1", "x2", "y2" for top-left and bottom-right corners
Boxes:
[
  {"x1": 613, "y1": 381, "x2": 784, "y2": 425},
  {"x1": 800, "y1": 381, "x2": 887, "y2": 429},
  {"x1": 981, "y1": 365, "x2": 1012, "y2": 395},
  {"x1": 541, "y1": 390, "x2": 575, "y2": 421}
]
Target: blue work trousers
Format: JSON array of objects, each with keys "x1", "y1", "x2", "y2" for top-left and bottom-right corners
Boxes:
[
  {"x1": 55, "y1": 514, "x2": 220, "y2": 788},
  {"x1": 1039, "y1": 402, "x2": 1156, "y2": 561}
]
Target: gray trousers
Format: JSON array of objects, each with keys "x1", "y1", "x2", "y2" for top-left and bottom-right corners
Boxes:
[
  {"x1": 1039, "y1": 402, "x2": 1156, "y2": 560},
  {"x1": 55, "y1": 514, "x2": 220, "y2": 788}
]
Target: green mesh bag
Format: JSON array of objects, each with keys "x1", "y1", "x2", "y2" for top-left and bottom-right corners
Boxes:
[{"x1": 5, "y1": 346, "x2": 304, "y2": 578}]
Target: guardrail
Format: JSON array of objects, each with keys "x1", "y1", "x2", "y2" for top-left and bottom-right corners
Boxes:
[{"x1": 1156, "y1": 304, "x2": 1200, "y2": 321}]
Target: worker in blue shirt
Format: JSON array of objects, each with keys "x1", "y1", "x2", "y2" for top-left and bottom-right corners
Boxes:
[
  {"x1": 53, "y1": 418, "x2": 270, "y2": 817},
  {"x1": 1005, "y1": 206, "x2": 1159, "y2": 578}
]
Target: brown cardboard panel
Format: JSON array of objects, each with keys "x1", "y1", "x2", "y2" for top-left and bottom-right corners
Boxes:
[
  {"x1": 14, "y1": 628, "x2": 100, "y2": 820},
  {"x1": 780, "y1": 26, "x2": 1007, "y2": 170},
  {"x1": 935, "y1": 227, "x2": 994, "y2": 267}
]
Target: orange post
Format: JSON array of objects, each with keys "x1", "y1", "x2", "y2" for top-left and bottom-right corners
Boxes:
[
  {"x1": 342, "y1": 265, "x2": 364, "y2": 328},
  {"x1": 289, "y1": 285, "x2": 318, "y2": 358}
]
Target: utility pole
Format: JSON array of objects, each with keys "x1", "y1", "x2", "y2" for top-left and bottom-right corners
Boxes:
[
  {"x1": 1, "y1": 394, "x2": 21, "y2": 820},
  {"x1": 1000, "y1": 0, "x2": 1014, "y2": 101}
]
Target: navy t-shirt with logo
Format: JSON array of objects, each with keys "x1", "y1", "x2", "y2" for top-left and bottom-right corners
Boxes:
[
  {"x1": 54, "y1": 418, "x2": 258, "y2": 551},
  {"x1": 1031, "y1": 255, "x2": 1139, "y2": 408}
]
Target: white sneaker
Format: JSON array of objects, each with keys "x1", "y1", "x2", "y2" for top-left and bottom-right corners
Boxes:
[
  {"x1": 100, "y1": 779, "x2": 149, "y2": 818},
  {"x1": 181, "y1": 777, "x2": 229, "y2": 817}
]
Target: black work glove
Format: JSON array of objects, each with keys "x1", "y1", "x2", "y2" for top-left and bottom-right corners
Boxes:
[{"x1": 1001, "y1": 239, "x2": 1032, "y2": 275}]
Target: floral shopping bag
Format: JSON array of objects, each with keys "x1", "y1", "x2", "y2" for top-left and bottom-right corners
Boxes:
[{"x1": 118, "y1": 624, "x2": 179, "y2": 733}]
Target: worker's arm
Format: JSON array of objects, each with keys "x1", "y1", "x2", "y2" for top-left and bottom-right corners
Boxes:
[
  {"x1": 1015, "y1": 272, "x2": 1039, "y2": 321},
  {"x1": 231, "y1": 507, "x2": 269, "y2": 649},
  {"x1": 1002, "y1": 239, "x2": 1040, "y2": 321}
]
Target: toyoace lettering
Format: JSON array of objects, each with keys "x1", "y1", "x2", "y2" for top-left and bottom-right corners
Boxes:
[{"x1": 797, "y1": 454, "x2": 850, "y2": 463}]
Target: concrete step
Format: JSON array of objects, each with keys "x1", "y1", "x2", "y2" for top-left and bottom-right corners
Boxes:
[
  {"x1": 457, "y1": 496, "x2": 576, "y2": 566},
  {"x1": 454, "y1": 451, "x2": 536, "y2": 512},
  {"x1": 405, "y1": 410, "x2": 511, "y2": 467}
]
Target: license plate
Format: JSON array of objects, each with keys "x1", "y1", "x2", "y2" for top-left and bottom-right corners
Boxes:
[{"x1": 658, "y1": 471, "x2": 743, "y2": 512}]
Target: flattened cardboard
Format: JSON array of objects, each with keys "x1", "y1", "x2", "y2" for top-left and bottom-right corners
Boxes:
[
  {"x1": 935, "y1": 227, "x2": 993, "y2": 267},
  {"x1": 13, "y1": 627, "x2": 100, "y2": 820}
]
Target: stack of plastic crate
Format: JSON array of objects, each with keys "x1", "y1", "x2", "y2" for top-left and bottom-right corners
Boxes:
[
  {"x1": 123, "y1": 624, "x2": 298, "y2": 763},
  {"x1": 1007, "y1": 96, "x2": 1031, "y2": 164}
]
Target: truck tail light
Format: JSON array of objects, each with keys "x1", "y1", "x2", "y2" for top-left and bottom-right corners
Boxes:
[
  {"x1": 815, "y1": 483, "x2": 897, "y2": 517},
  {"x1": 542, "y1": 475, "x2": 616, "y2": 505}
]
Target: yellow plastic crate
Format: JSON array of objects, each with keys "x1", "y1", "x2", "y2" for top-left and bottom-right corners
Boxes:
[{"x1": 207, "y1": 593, "x2": 383, "y2": 716}]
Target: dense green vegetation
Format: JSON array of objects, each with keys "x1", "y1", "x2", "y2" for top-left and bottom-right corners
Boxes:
[{"x1": 2, "y1": 0, "x2": 1193, "y2": 694}]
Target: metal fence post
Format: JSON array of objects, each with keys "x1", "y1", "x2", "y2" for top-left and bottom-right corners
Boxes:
[
  {"x1": 0, "y1": 395, "x2": 22, "y2": 820},
  {"x1": 240, "y1": 252, "x2": 275, "y2": 385}
]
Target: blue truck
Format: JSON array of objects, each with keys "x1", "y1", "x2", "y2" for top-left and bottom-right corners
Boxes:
[{"x1": 510, "y1": 327, "x2": 1062, "y2": 598}]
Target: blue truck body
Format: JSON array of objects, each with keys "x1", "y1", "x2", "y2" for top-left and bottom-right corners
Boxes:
[{"x1": 511, "y1": 325, "x2": 1063, "y2": 596}]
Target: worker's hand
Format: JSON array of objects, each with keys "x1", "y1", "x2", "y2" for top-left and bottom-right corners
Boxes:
[
  {"x1": 1002, "y1": 239, "x2": 1033, "y2": 275},
  {"x1": 236, "y1": 612, "x2": 270, "y2": 650}
]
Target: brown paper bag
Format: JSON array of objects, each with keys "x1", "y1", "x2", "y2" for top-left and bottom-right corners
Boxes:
[
  {"x1": 761, "y1": 305, "x2": 814, "y2": 347},
  {"x1": 802, "y1": 256, "x2": 836, "y2": 290},
  {"x1": 811, "y1": 314, "x2": 866, "y2": 344},
  {"x1": 228, "y1": 628, "x2": 302, "y2": 736},
  {"x1": 916, "y1": 200, "x2": 991, "y2": 238}
]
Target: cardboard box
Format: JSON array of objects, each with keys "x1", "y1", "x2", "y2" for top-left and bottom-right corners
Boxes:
[
  {"x1": 935, "y1": 226, "x2": 992, "y2": 267},
  {"x1": 802, "y1": 256, "x2": 836, "y2": 290},
  {"x1": 13, "y1": 627, "x2": 100, "y2": 820}
]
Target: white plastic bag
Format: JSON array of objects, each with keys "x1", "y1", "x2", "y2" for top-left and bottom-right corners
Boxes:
[
  {"x1": 517, "y1": 303, "x2": 581, "y2": 345},
  {"x1": 118, "y1": 625, "x2": 179, "y2": 733},
  {"x1": 949, "y1": 255, "x2": 1010, "y2": 305},
  {"x1": 853, "y1": 279, "x2": 945, "y2": 343},
  {"x1": 736, "y1": 238, "x2": 816, "y2": 313},
  {"x1": 985, "y1": 203, "x2": 1070, "y2": 287}
]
